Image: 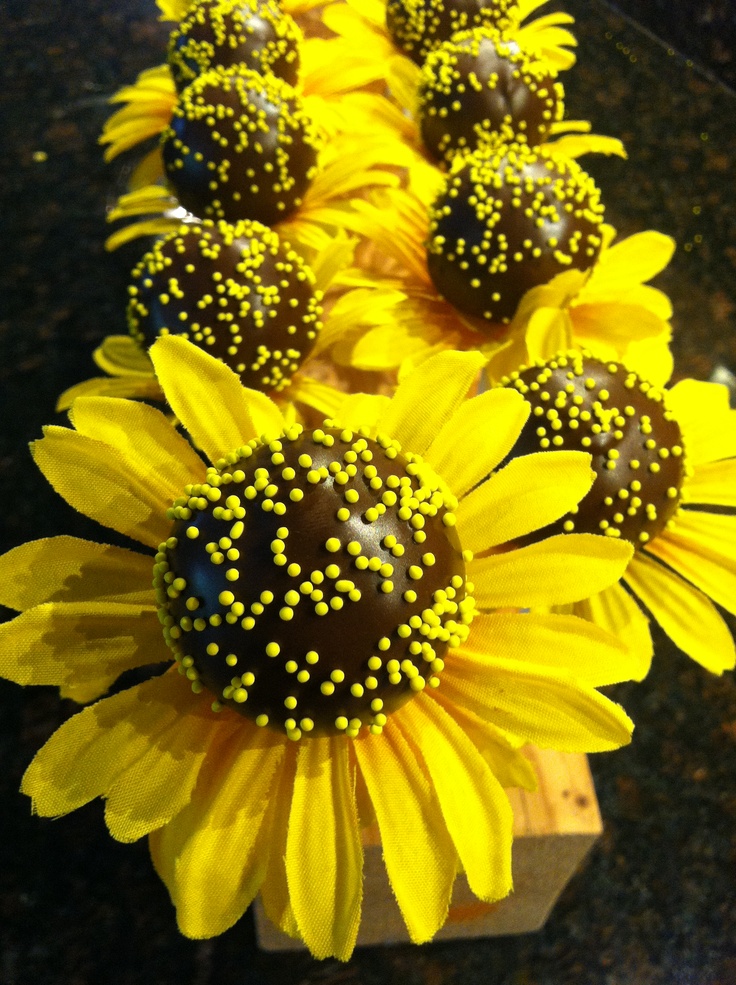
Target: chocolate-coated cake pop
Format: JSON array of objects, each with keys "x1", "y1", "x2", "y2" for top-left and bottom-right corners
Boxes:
[
  {"x1": 426, "y1": 141, "x2": 605, "y2": 326},
  {"x1": 156, "y1": 425, "x2": 473, "y2": 739}
]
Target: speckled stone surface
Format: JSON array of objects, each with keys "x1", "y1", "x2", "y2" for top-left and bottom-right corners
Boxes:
[{"x1": 1, "y1": 1, "x2": 735, "y2": 983}]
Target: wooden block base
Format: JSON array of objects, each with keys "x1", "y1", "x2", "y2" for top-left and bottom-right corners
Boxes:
[{"x1": 254, "y1": 747, "x2": 602, "y2": 950}]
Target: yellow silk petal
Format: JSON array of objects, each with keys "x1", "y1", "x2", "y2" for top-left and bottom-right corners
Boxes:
[
  {"x1": 21, "y1": 671, "x2": 213, "y2": 818},
  {"x1": 574, "y1": 581, "x2": 653, "y2": 681},
  {"x1": 286, "y1": 737, "x2": 362, "y2": 961},
  {"x1": 106, "y1": 218, "x2": 181, "y2": 252},
  {"x1": 571, "y1": 303, "x2": 666, "y2": 347},
  {"x1": 333, "y1": 392, "x2": 392, "y2": 432},
  {"x1": 353, "y1": 725, "x2": 456, "y2": 944},
  {"x1": 32, "y1": 427, "x2": 171, "y2": 549},
  {"x1": 400, "y1": 696, "x2": 513, "y2": 903},
  {"x1": 149, "y1": 335, "x2": 285, "y2": 464},
  {"x1": 666, "y1": 380, "x2": 736, "y2": 464},
  {"x1": 0, "y1": 601, "x2": 164, "y2": 690},
  {"x1": 646, "y1": 511, "x2": 736, "y2": 615},
  {"x1": 0, "y1": 537, "x2": 153, "y2": 611},
  {"x1": 685, "y1": 458, "x2": 736, "y2": 506},
  {"x1": 470, "y1": 533, "x2": 633, "y2": 609},
  {"x1": 348, "y1": 321, "x2": 431, "y2": 371},
  {"x1": 259, "y1": 744, "x2": 300, "y2": 940},
  {"x1": 93, "y1": 335, "x2": 155, "y2": 376},
  {"x1": 69, "y1": 396, "x2": 206, "y2": 499},
  {"x1": 460, "y1": 609, "x2": 642, "y2": 687},
  {"x1": 153, "y1": 726, "x2": 285, "y2": 937},
  {"x1": 457, "y1": 451, "x2": 594, "y2": 552},
  {"x1": 441, "y1": 650, "x2": 634, "y2": 751},
  {"x1": 376, "y1": 350, "x2": 486, "y2": 457},
  {"x1": 285, "y1": 375, "x2": 346, "y2": 418},
  {"x1": 586, "y1": 231, "x2": 675, "y2": 294},
  {"x1": 619, "y1": 333, "x2": 674, "y2": 389},
  {"x1": 624, "y1": 553, "x2": 735, "y2": 673},
  {"x1": 431, "y1": 691, "x2": 537, "y2": 791},
  {"x1": 425, "y1": 388, "x2": 530, "y2": 499},
  {"x1": 57, "y1": 375, "x2": 164, "y2": 411},
  {"x1": 104, "y1": 699, "x2": 223, "y2": 843},
  {"x1": 525, "y1": 306, "x2": 572, "y2": 362}
]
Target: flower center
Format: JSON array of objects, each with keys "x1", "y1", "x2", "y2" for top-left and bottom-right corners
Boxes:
[
  {"x1": 155, "y1": 425, "x2": 474, "y2": 739},
  {"x1": 386, "y1": 0, "x2": 516, "y2": 65},
  {"x1": 168, "y1": 0, "x2": 301, "y2": 91},
  {"x1": 427, "y1": 142, "x2": 605, "y2": 326},
  {"x1": 127, "y1": 219, "x2": 322, "y2": 393},
  {"x1": 419, "y1": 27, "x2": 564, "y2": 161},
  {"x1": 161, "y1": 65, "x2": 320, "y2": 226},
  {"x1": 499, "y1": 353, "x2": 687, "y2": 547}
]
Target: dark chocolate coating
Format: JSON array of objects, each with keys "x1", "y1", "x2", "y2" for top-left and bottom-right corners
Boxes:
[
  {"x1": 419, "y1": 27, "x2": 564, "y2": 161},
  {"x1": 386, "y1": 0, "x2": 516, "y2": 65},
  {"x1": 426, "y1": 143, "x2": 605, "y2": 326},
  {"x1": 157, "y1": 427, "x2": 468, "y2": 737},
  {"x1": 161, "y1": 65, "x2": 320, "y2": 226},
  {"x1": 168, "y1": 0, "x2": 301, "y2": 91},
  {"x1": 499, "y1": 353, "x2": 686, "y2": 547},
  {"x1": 127, "y1": 219, "x2": 322, "y2": 393}
]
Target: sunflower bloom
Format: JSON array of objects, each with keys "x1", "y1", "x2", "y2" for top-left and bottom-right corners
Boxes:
[
  {"x1": 56, "y1": 219, "x2": 398, "y2": 421},
  {"x1": 319, "y1": 172, "x2": 673, "y2": 381},
  {"x1": 497, "y1": 350, "x2": 736, "y2": 676},
  {"x1": 0, "y1": 341, "x2": 637, "y2": 959},
  {"x1": 100, "y1": 3, "x2": 399, "y2": 172}
]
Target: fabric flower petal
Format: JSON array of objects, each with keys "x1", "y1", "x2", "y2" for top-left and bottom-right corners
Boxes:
[
  {"x1": 624, "y1": 552, "x2": 735, "y2": 674},
  {"x1": 0, "y1": 601, "x2": 164, "y2": 690},
  {"x1": 666, "y1": 380, "x2": 736, "y2": 464},
  {"x1": 0, "y1": 537, "x2": 154, "y2": 611},
  {"x1": 646, "y1": 511, "x2": 736, "y2": 615},
  {"x1": 457, "y1": 451, "x2": 594, "y2": 553},
  {"x1": 400, "y1": 696, "x2": 513, "y2": 903},
  {"x1": 69, "y1": 396, "x2": 205, "y2": 498},
  {"x1": 574, "y1": 581, "x2": 653, "y2": 680},
  {"x1": 21, "y1": 671, "x2": 214, "y2": 821},
  {"x1": 440, "y1": 652, "x2": 634, "y2": 751},
  {"x1": 470, "y1": 533, "x2": 633, "y2": 609},
  {"x1": 333, "y1": 392, "x2": 391, "y2": 433},
  {"x1": 459, "y1": 610, "x2": 643, "y2": 687},
  {"x1": 684, "y1": 459, "x2": 736, "y2": 506},
  {"x1": 149, "y1": 336, "x2": 285, "y2": 464},
  {"x1": 353, "y1": 722, "x2": 456, "y2": 944},
  {"x1": 151, "y1": 725, "x2": 285, "y2": 937},
  {"x1": 31, "y1": 427, "x2": 173, "y2": 548},
  {"x1": 376, "y1": 350, "x2": 486, "y2": 456},
  {"x1": 259, "y1": 745, "x2": 300, "y2": 940},
  {"x1": 286, "y1": 737, "x2": 363, "y2": 961},
  {"x1": 56, "y1": 374, "x2": 164, "y2": 411},
  {"x1": 425, "y1": 388, "x2": 531, "y2": 499},
  {"x1": 430, "y1": 692, "x2": 538, "y2": 791}
]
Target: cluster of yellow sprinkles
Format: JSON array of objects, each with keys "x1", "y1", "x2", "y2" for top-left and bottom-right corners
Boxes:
[
  {"x1": 161, "y1": 63, "x2": 320, "y2": 226},
  {"x1": 386, "y1": 0, "x2": 517, "y2": 64},
  {"x1": 167, "y1": 0, "x2": 301, "y2": 91},
  {"x1": 153, "y1": 422, "x2": 476, "y2": 740},
  {"x1": 499, "y1": 352, "x2": 689, "y2": 546},
  {"x1": 426, "y1": 141, "x2": 606, "y2": 324},
  {"x1": 127, "y1": 219, "x2": 322, "y2": 392},
  {"x1": 418, "y1": 26, "x2": 565, "y2": 161}
]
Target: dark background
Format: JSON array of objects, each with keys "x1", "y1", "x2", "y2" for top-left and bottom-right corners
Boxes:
[{"x1": 1, "y1": 1, "x2": 735, "y2": 983}]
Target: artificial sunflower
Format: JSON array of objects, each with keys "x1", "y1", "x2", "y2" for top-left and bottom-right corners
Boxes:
[
  {"x1": 100, "y1": 0, "x2": 400, "y2": 182},
  {"x1": 56, "y1": 218, "x2": 400, "y2": 419},
  {"x1": 324, "y1": 0, "x2": 578, "y2": 74},
  {"x1": 0, "y1": 339, "x2": 638, "y2": 959},
  {"x1": 318, "y1": 165, "x2": 673, "y2": 379},
  {"x1": 497, "y1": 350, "x2": 736, "y2": 675}
]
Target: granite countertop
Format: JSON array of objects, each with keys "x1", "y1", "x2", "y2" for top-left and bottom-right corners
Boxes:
[{"x1": 1, "y1": 1, "x2": 735, "y2": 982}]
